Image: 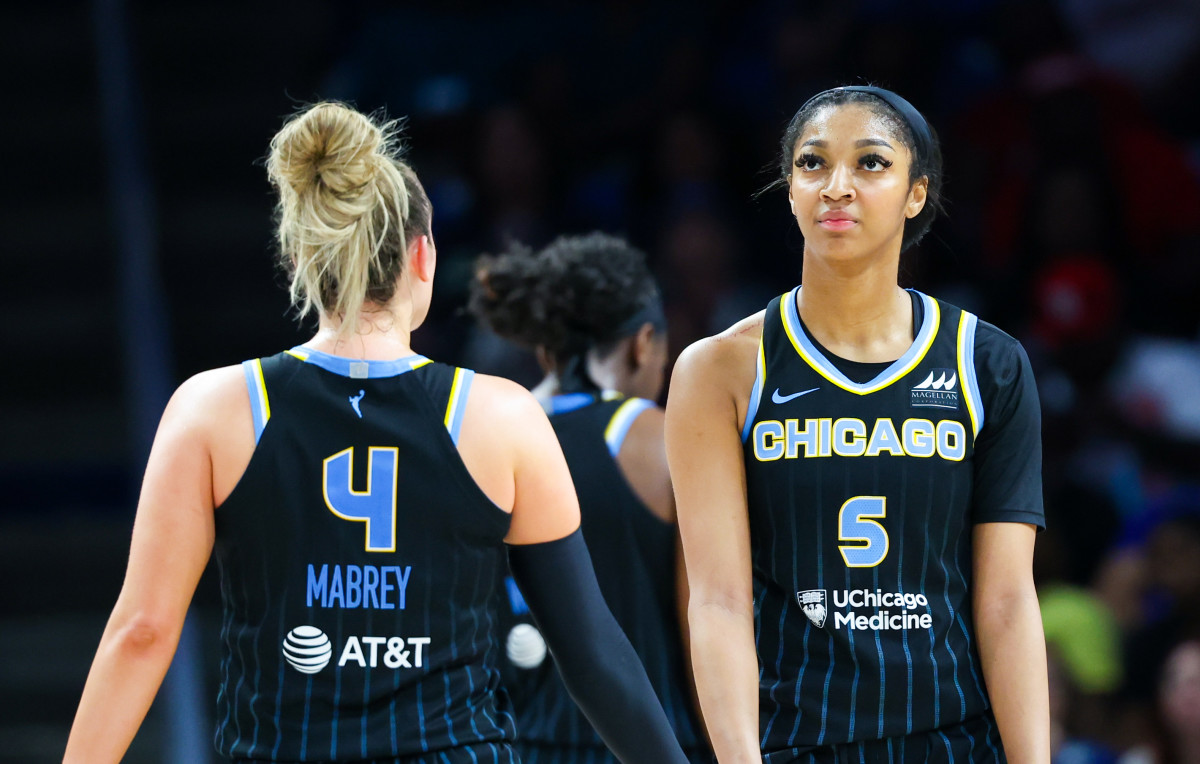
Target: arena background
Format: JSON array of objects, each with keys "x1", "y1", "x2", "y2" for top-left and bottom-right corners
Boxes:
[{"x1": 2, "y1": 1, "x2": 1199, "y2": 762}]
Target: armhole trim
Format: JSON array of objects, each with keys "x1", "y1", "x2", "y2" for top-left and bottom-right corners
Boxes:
[
  {"x1": 241, "y1": 358, "x2": 271, "y2": 444},
  {"x1": 741, "y1": 336, "x2": 766, "y2": 443},
  {"x1": 957, "y1": 312, "x2": 984, "y2": 438},
  {"x1": 605, "y1": 398, "x2": 655, "y2": 457},
  {"x1": 444, "y1": 367, "x2": 475, "y2": 446}
]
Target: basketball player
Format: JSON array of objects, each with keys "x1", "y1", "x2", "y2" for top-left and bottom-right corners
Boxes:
[
  {"x1": 469, "y1": 233, "x2": 709, "y2": 764},
  {"x1": 664, "y1": 86, "x2": 1050, "y2": 763},
  {"x1": 63, "y1": 103, "x2": 689, "y2": 764}
]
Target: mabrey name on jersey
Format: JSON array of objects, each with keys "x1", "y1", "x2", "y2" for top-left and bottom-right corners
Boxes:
[
  {"x1": 751, "y1": 417, "x2": 967, "y2": 462},
  {"x1": 306, "y1": 563, "x2": 412, "y2": 610}
]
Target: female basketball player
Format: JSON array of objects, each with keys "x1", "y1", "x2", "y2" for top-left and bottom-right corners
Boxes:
[
  {"x1": 64, "y1": 103, "x2": 689, "y2": 764},
  {"x1": 469, "y1": 233, "x2": 709, "y2": 764},
  {"x1": 665, "y1": 86, "x2": 1050, "y2": 764}
]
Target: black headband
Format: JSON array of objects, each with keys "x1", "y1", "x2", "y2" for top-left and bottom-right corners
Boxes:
[
  {"x1": 796, "y1": 86, "x2": 933, "y2": 169},
  {"x1": 613, "y1": 296, "x2": 667, "y2": 338}
]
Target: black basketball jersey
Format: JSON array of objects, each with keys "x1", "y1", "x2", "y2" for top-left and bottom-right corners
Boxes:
[
  {"x1": 743, "y1": 287, "x2": 1044, "y2": 752},
  {"x1": 501, "y1": 393, "x2": 707, "y2": 764},
  {"x1": 212, "y1": 347, "x2": 517, "y2": 762}
]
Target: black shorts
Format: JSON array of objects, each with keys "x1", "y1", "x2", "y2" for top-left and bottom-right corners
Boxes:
[{"x1": 762, "y1": 711, "x2": 1004, "y2": 764}]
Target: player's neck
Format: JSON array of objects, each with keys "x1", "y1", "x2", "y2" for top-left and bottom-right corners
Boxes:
[
  {"x1": 797, "y1": 260, "x2": 912, "y2": 363},
  {"x1": 306, "y1": 308, "x2": 416, "y2": 360}
]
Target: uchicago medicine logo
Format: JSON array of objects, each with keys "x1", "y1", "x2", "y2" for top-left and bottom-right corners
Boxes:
[{"x1": 796, "y1": 589, "x2": 933, "y2": 631}]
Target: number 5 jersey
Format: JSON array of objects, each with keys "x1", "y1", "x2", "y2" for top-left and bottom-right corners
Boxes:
[{"x1": 742, "y1": 288, "x2": 1044, "y2": 751}]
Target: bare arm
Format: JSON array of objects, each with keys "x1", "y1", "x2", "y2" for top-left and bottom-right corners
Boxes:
[
  {"x1": 665, "y1": 330, "x2": 761, "y2": 764},
  {"x1": 973, "y1": 522, "x2": 1050, "y2": 764},
  {"x1": 63, "y1": 368, "x2": 244, "y2": 763}
]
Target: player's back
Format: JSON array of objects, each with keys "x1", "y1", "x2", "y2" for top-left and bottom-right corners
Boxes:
[
  {"x1": 503, "y1": 393, "x2": 707, "y2": 764},
  {"x1": 213, "y1": 347, "x2": 515, "y2": 762}
]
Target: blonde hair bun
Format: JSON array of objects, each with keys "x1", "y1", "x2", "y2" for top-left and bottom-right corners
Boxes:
[
  {"x1": 266, "y1": 102, "x2": 431, "y2": 336},
  {"x1": 268, "y1": 102, "x2": 384, "y2": 199}
]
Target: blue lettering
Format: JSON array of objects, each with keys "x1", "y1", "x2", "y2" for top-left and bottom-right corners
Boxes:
[
  {"x1": 393, "y1": 566, "x2": 412, "y2": 610},
  {"x1": 345, "y1": 565, "x2": 362, "y2": 608},
  {"x1": 328, "y1": 566, "x2": 344, "y2": 607},
  {"x1": 304, "y1": 563, "x2": 414, "y2": 609},
  {"x1": 307, "y1": 564, "x2": 329, "y2": 607},
  {"x1": 380, "y1": 566, "x2": 395, "y2": 610},
  {"x1": 363, "y1": 566, "x2": 380, "y2": 608}
]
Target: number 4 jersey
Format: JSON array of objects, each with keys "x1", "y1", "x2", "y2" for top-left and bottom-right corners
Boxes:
[
  {"x1": 742, "y1": 288, "x2": 1044, "y2": 751},
  {"x1": 212, "y1": 348, "x2": 515, "y2": 762}
]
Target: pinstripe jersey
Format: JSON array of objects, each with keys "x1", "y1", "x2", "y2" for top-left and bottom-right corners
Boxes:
[
  {"x1": 742, "y1": 287, "x2": 1044, "y2": 754},
  {"x1": 213, "y1": 347, "x2": 517, "y2": 763},
  {"x1": 501, "y1": 393, "x2": 708, "y2": 764}
]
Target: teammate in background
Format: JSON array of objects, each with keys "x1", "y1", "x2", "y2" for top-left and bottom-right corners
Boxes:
[
  {"x1": 469, "y1": 233, "x2": 709, "y2": 764},
  {"x1": 63, "y1": 103, "x2": 689, "y2": 764},
  {"x1": 664, "y1": 86, "x2": 1050, "y2": 763}
]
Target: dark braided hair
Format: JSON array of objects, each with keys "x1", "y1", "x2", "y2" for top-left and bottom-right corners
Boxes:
[
  {"x1": 772, "y1": 86, "x2": 944, "y2": 253},
  {"x1": 469, "y1": 232, "x2": 662, "y2": 363}
]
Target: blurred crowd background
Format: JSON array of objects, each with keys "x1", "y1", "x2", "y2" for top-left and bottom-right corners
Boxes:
[{"x1": 2, "y1": 1, "x2": 1199, "y2": 762}]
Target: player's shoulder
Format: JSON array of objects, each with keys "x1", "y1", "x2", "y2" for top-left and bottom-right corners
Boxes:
[
  {"x1": 172, "y1": 365, "x2": 247, "y2": 418},
  {"x1": 466, "y1": 371, "x2": 549, "y2": 425},
  {"x1": 932, "y1": 300, "x2": 1032, "y2": 391},
  {"x1": 929, "y1": 295, "x2": 1027, "y2": 368},
  {"x1": 675, "y1": 309, "x2": 765, "y2": 381}
]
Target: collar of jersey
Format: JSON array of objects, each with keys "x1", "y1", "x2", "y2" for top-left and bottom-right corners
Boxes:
[
  {"x1": 285, "y1": 346, "x2": 432, "y2": 378},
  {"x1": 780, "y1": 286, "x2": 940, "y2": 395},
  {"x1": 544, "y1": 389, "x2": 623, "y2": 415}
]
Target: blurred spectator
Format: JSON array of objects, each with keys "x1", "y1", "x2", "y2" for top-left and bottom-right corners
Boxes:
[{"x1": 1118, "y1": 640, "x2": 1200, "y2": 764}]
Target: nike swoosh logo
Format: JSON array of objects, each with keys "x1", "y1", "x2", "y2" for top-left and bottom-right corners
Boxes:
[{"x1": 772, "y1": 387, "x2": 820, "y2": 404}]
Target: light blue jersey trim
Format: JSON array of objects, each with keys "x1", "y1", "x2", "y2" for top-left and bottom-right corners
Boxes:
[
  {"x1": 241, "y1": 359, "x2": 269, "y2": 444},
  {"x1": 605, "y1": 398, "x2": 654, "y2": 456},
  {"x1": 288, "y1": 346, "x2": 430, "y2": 378},
  {"x1": 447, "y1": 369, "x2": 475, "y2": 446},
  {"x1": 782, "y1": 286, "x2": 939, "y2": 395},
  {"x1": 545, "y1": 392, "x2": 595, "y2": 415},
  {"x1": 741, "y1": 338, "x2": 766, "y2": 443},
  {"x1": 958, "y1": 312, "x2": 985, "y2": 437}
]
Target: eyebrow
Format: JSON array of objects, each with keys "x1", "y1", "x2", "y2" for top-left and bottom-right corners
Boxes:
[{"x1": 800, "y1": 138, "x2": 896, "y2": 150}]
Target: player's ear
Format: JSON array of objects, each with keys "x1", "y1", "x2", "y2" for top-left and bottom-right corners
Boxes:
[
  {"x1": 630, "y1": 323, "x2": 656, "y2": 370},
  {"x1": 409, "y1": 235, "x2": 435, "y2": 283}
]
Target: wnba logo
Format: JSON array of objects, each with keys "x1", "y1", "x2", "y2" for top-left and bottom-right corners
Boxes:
[
  {"x1": 282, "y1": 625, "x2": 334, "y2": 674},
  {"x1": 796, "y1": 589, "x2": 828, "y2": 628}
]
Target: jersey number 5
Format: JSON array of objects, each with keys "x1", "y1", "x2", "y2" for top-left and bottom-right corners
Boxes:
[
  {"x1": 322, "y1": 447, "x2": 399, "y2": 552},
  {"x1": 838, "y1": 496, "x2": 888, "y2": 567}
]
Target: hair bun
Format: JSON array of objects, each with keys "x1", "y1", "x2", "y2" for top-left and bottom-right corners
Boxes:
[{"x1": 269, "y1": 102, "x2": 383, "y2": 198}]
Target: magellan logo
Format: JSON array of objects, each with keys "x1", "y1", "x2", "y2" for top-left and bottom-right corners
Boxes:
[
  {"x1": 796, "y1": 589, "x2": 828, "y2": 628},
  {"x1": 911, "y1": 368, "x2": 959, "y2": 410}
]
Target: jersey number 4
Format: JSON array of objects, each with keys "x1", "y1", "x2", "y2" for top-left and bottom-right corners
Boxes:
[
  {"x1": 838, "y1": 496, "x2": 888, "y2": 567},
  {"x1": 322, "y1": 447, "x2": 399, "y2": 552}
]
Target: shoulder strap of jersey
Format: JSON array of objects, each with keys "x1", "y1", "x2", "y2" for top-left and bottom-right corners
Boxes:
[
  {"x1": 741, "y1": 292, "x2": 785, "y2": 443},
  {"x1": 603, "y1": 397, "x2": 656, "y2": 456},
  {"x1": 240, "y1": 358, "x2": 271, "y2": 444},
  {"x1": 741, "y1": 335, "x2": 767, "y2": 443},
  {"x1": 443, "y1": 366, "x2": 476, "y2": 446},
  {"x1": 954, "y1": 308, "x2": 985, "y2": 438}
]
